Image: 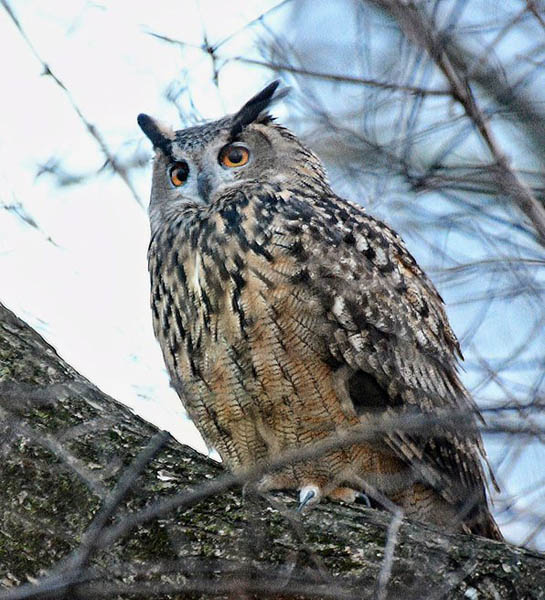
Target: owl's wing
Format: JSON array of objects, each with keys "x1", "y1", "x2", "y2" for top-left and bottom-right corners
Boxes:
[{"x1": 277, "y1": 191, "x2": 495, "y2": 509}]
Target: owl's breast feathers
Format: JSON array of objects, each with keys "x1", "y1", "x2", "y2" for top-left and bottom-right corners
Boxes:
[{"x1": 148, "y1": 182, "x2": 501, "y2": 539}]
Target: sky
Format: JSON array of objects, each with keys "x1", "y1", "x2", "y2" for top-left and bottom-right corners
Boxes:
[{"x1": 1, "y1": 0, "x2": 544, "y2": 549}]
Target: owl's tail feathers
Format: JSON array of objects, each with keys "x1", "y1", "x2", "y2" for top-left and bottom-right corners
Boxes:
[{"x1": 464, "y1": 507, "x2": 503, "y2": 541}]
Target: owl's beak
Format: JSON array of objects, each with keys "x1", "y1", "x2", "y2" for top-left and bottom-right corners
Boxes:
[{"x1": 197, "y1": 171, "x2": 213, "y2": 203}]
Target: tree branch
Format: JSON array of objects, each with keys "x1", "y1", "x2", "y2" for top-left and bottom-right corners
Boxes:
[{"x1": 1, "y1": 302, "x2": 544, "y2": 599}]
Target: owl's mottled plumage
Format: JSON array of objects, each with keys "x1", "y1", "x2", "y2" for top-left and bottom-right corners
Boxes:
[{"x1": 138, "y1": 82, "x2": 501, "y2": 539}]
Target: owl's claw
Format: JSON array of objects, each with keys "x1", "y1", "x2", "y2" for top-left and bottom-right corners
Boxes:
[
  {"x1": 355, "y1": 491, "x2": 372, "y2": 507},
  {"x1": 297, "y1": 485, "x2": 321, "y2": 512}
]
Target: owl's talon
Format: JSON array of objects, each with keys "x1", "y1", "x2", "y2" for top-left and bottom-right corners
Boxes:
[
  {"x1": 355, "y1": 492, "x2": 372, "y2": 507},
  {"x1": 297, "y1": 485, "x2": 321, "y2": 512},
  {"x1": 297, "y1": 489, "x2": 315, "y2": 512}
]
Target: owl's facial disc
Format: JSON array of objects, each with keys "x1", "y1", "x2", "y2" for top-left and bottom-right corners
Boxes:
[
  {"x1": 191, "y1": 143, "x2": 252, "y2": 203},
  {"x1": 139, "y1": 81, "x2": 288, "y2": 210}
]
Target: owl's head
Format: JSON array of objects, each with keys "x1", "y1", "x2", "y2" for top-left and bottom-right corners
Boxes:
[{"x1": 138, "y1": 81, "x2": 328, "y2": 230}]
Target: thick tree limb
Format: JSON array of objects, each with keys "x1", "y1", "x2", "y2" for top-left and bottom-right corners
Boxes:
[{"x1": 0, "y1": 301, "x2": 543, "y2": 599}]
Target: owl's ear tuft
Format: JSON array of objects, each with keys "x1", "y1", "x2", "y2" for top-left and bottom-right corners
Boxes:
[
  {"x1": 230, "y1": 80, "x2": 289, "y2": 138},
  {"x1": 137, "y1": 114, "x2": 174, "y2": 156}
]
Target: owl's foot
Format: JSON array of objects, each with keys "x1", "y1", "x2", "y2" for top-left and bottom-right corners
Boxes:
[
  {"x1": 326, "y1": 486, "x2": 360, "y2": 503},
  {"x1": 326, "y1": 487, "x2": 372, "y2": 507},
  {"x1": 256, "y1": 475, "x2": 370, "y2": 512},
  {"x1": 296, "y1": 485, "x2": 373, "y2": 511},
  {"x1": 297, "y1": 485, "x2": 369, "y2": 511}
]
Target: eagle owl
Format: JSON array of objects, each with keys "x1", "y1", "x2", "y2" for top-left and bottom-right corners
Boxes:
[{"x1": 138, "y1": 81, "x2": 501, "y2": 540}]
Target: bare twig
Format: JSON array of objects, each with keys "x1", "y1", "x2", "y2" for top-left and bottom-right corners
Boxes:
[
  {"x1": 0, "y1": 0, "x2": 144, "y2": 208},
  {"x1": 368, "y1": 0, "x2": 545, "y2": 246},
  {"x1": 374, "y1": 509, "x2": 403, "y2": 600},
  {"x1": 63, "y1": 430, "x2": 170, "y2": 594},
  {"x1": 1, "y1": 406, "x2": 109, "y2": 498},
  {"x1": 235, "y1": 57, "x2": 452, "y2": 96},
  {"x1": 0, "y1": 431, "x2": 170, "y2": 600}
]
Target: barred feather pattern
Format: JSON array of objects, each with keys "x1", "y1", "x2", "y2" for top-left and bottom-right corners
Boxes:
[{"x1": 142, "y1": 96, "x2": 501, "y2": 540}]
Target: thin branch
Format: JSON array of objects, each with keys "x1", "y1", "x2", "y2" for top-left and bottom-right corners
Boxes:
[
  {"x1": 526, "y1": 0, "x2": 545, "y2": 33},
  {"x1": 0, "y1": 0, "x2": 144, "y2": 208},
  {"x1": 368, "y1": 0, "x2": 545, "y2": 246},
  {"x1": 375, "y1": 509, "x2": 404, "y2": 600},
  {"x1": 235, "y1": 57, "x2": 452, "y2": 96},
  {"x1": 63, "y1": 431, "x2": 170, "y2": 594},
  {"x1": 1, "y1": 406, "x2": 109, "y2": 498}
]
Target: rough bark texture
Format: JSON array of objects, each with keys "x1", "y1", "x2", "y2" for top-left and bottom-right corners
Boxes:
[{"x1": 0, "y1": 301, "x2": 543, "y2": 599}]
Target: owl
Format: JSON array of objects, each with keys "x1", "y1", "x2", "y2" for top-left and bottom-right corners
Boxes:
[{"x1": 138, "y1": 81, "x2": 501, "y2": 540}]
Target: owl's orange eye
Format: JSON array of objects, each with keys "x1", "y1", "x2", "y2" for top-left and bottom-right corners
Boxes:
[
  {"x1": 219, "y1": 145, "x2": 250, "y2": 168},
  {"x1": 169, "y1": 162, "x2": 189, "y2": 187}
]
